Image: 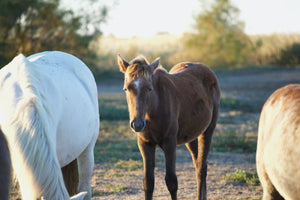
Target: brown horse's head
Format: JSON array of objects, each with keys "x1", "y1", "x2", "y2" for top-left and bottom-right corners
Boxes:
[{"x1": 118, "y1": 55, "x2": 160, "y2": 132}]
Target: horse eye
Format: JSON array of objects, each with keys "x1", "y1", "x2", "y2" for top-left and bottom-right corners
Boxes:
[
  {"x1": 148, "y1": 88, "x2": 153, "y2": 92},
  {"x1": 123, "y1": 88, "x2": 127, "y2": 92}
]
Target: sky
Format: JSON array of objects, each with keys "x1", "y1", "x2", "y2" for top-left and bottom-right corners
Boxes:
[{"x1": 100, "y1": 0, "x2": 300, "y2": 38}]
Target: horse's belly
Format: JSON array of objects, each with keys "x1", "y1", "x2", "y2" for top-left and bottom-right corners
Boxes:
[
  {"x1": 55, "y1": 97, "x2": 99, "y2": 167},
  {"x1": 177, "y1": 105, "x2": 212, "y2": 144},
  {"x1": 36, "y1": 59, "x2": 100, "y2": 167}
]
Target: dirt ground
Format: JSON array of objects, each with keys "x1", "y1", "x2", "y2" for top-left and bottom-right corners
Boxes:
[{"x1": 94, "y1": 67, "x2": 300, "y2": 200}]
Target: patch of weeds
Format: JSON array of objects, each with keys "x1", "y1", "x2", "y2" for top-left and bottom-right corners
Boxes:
[
  {"x1": 95, "y1": 171, "x2": 125, "y2": 178},
  {"x1": 223, "y1": 169, "x2": 260, "y2": 186},
  {"x1": 93, "y1": 184, "x2": 129, "y2": 196},
  {"x1": 99, "y1": 96, "x2": 129, "y2": 121},
  {"x1": 114, "y1": 159, "x2": 143, "y2": 171},
  {"x1": 212, "y1": 129, "x2": 257, "y2": 153},
  {"x1": 220, "y1": 95, "x2": 257, "y2": 113}
]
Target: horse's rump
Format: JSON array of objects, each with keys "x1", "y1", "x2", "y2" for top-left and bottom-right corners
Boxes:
[{"x1": 257, "y1": 84, "x2": 300, "y2": 200}]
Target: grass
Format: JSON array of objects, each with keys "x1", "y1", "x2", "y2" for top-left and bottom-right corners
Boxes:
[
  {"x1": 99, "y1": 96, "x2": 129, "y2": 121},
  {"x1": 93, "y1": 184, "x2": 130, "y2": 196},
  {"x1": 95, "y1": 120, "x2": 141, "y2": 165},
  {"x1": 220, "y1": 95, "x2": 257, "y2": 113},
  {"x1": 211, "y1": 129, "x2": 257, "y2": 153},
  {"x1": 114, "y1": 159, "x2": 143, "y2": 171},
  {"x1": 223, "y1": 169, "x2": 260, "y2": 186}
]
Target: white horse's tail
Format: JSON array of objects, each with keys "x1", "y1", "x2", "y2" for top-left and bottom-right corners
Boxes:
[
  {"x1": 41, "y1": 192, "x2": 87, "y2": 200},
  {"x1": 5, "y1": 94, "x2": 72, "y2": 200}
]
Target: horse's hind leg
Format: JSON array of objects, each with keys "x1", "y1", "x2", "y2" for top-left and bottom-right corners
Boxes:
[
  {"x1": 257, "y1": 162, "x2": 284, "y2": 200},
  {"x1": 186, "y1": 133, "x2": 211, "y2": 200},
  {"x1": 77, "y1": 142, "x2": 95, "y2": 200},
  {"x1": 186, "y1": 113, "x2": 217, "y2": 200}
]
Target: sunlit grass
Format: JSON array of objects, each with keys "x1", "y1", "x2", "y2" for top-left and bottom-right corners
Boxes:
[
  {"x1": 222, "y1": 169, "x2": 260, "y2": 186},
  {"x1": 93, "y1": 184, "x2": 130, "y2": 196},
  {"x1": 114, "y1": 159, "x2": 143, "y2": 171}
]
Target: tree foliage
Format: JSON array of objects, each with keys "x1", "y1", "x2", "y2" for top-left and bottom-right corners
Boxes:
[
  {"x1": 276, "y1": 42, "x2": 300, "y2": 67},
  {"x1": 0, "y1": 0, "x2": 107, "y2": 72},
  {"x1": 184, "y1": 0, "x2": 254, "y2": 67}
]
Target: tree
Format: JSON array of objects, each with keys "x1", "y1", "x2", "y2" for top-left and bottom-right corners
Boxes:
[
  {"x1": 277, "y1": 43, "x2": 300, "y2": 67},
  {"x1": 184, "y1": 0, "x2": 253, "y2": 67},
  {"x1": 0, "y1": 0, "x2": 107, "y2": 72}
]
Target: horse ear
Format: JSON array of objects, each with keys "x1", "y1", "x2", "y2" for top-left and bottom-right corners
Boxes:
[
  {"x1": 117, "y1": 54, "x2": 129, "y2": 73},
  {"x1": 149, "y1": 57, "x2": 160, "y2": 73}
]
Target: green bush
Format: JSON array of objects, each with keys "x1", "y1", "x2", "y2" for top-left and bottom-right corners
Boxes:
[{"x1": 277, "y1": 42, "x2": 300, "y2": 67}]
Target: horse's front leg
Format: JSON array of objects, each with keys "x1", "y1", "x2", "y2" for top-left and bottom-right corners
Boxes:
[
  {"x1": 161, "y1": 137, "x2": 178, "y2": 200},
  {"x1": 137, "y1": 137, "x2": 156, "y2": 200}
]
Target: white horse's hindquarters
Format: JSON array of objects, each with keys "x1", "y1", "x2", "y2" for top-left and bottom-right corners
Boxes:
[{"x1": 28, "y1": 51, "x2": 100, "y2": 167}]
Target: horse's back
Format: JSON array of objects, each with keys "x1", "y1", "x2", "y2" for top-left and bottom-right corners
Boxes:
[{"x1": 257, "y1": 84, "x2": 300, "y2": 199}]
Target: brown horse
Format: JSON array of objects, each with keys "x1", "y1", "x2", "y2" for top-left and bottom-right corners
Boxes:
[
  {"x1": 257, "y1": 84, "x2": 300, "y2": 200},
  {"x1": 118, "y1": 55, "x2": 220, "y2": 200},
  {"x1": 0, "y1": 129, "x2": 11, "y2": 200}
]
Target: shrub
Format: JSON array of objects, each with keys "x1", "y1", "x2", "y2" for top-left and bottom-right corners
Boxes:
[{"x1": 277, "y1": 42, "x2": 300, "y2": 67}]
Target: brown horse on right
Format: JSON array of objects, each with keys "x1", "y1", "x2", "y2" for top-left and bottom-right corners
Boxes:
[{"x1": 118, "y1": 55, "x2": 220, "y2": 200}]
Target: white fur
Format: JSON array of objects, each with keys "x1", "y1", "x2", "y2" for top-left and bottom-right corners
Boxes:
[
  {"x1": 0, "y1": 51, "x2": 99, "y2": 200},
  {"x1": 133, "y1": 78, "x2": 141, "y2": 90}
]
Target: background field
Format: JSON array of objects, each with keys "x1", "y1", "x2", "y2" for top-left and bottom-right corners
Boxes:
[
  {"x1": 92, "y1": 66, "x2": 300, "y2": 199},
  {"x1": 91, "y1": 33, "x2": 300, "y2": 78}
]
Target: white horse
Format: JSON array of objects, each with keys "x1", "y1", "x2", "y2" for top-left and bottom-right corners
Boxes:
[
  {"x1": 0, "y1": 51, "x2": 100, "y2": 200},
  {"x1": 257, "y1": 84, "x2": 300, "y2": 200}
]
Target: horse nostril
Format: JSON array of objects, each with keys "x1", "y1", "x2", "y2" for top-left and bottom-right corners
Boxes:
[
  {"x1": 130, "y1": 121, "x2": 135, "y2": 129},
  {"x1": 130, "y1": 119, "x2": 146, "y2": 132},
  {"x1": 142, "y1": 120, "x2": 146, "y2": 128}
]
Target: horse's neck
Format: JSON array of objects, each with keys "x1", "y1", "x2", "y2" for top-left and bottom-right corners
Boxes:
[{"x1": 148, "y1": 72, "x2": 172, "y2": 118}]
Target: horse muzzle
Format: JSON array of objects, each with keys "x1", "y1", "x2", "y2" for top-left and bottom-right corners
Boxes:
[{"x1": 130, "y1": 118, "x2": 146, "y2": 132}]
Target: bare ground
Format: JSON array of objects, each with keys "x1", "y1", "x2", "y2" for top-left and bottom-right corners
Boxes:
[{"x1": 94, "y1": 67, "x2": 300, "y2": 200}]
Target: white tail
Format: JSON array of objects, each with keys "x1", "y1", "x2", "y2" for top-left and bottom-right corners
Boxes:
[
  {"x1": 41, "y1": 191, "x2": 87, "y2": 200},
  {"x1": 70, "y1": 192, "x2": 88, "y2": 200}
]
